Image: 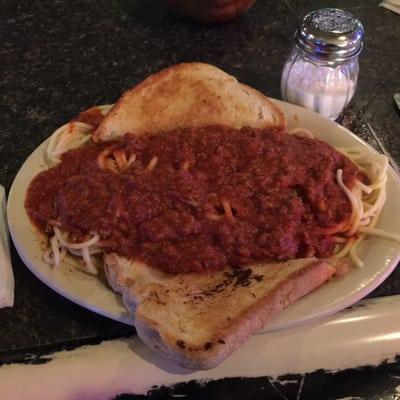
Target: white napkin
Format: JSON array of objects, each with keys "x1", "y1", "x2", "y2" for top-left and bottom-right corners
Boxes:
[
  {"x1": 380, "y1": 0, "x2": 400, "y2": 14},
  {"x1": 0, "y1": 185, "x2": 14, "y2": 308}
]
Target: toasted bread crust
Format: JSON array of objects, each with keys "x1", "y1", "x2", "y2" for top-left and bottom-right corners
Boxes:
[{"x1": 94, "y1": 63, "x2": 285, "y2": 142}]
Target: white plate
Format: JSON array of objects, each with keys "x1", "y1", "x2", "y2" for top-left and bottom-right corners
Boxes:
[{"x1": 7, "y1": 100, "x2": 400, "y2": 332}]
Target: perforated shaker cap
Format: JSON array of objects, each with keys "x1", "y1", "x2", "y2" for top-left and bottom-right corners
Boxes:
[{"x1": 295, "y1": 8, "x2": 364, "y2": 61}]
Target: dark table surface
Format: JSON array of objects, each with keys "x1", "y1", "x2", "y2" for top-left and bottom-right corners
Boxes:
[{"x1": 1, "y1": 0, "x2": 400, "y2": 397}]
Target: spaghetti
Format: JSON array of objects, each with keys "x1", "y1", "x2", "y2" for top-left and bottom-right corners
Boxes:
[
  {"x1": 42, "y1": 105, "x2": 113, "y2": 274},
  {"x1": 27, "y1": 113, "x2": 400, "y2": 275},
  {"x1": 288, "y1": 132, "x2": 400, "y2": 267},
  {"x1": 332, "y1": 147, "x2": 397, "y2": 267},
  {"x1": 46, "y1": 105, "x2": 113, "y2": 166}
]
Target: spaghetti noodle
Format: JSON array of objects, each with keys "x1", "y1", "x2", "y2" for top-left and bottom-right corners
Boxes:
[{"x1": 146, "y1": 156, "x2": 158, "y2": 171}]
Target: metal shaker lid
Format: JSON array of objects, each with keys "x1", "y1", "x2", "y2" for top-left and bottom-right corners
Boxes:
[{"x1": 295, "y1": 8, "x2": 364, "y2": 61}]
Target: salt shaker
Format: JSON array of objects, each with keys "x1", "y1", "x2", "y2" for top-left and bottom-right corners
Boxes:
[{"x1": 281, "y1": 8, "x2": 364, "y2": 120}]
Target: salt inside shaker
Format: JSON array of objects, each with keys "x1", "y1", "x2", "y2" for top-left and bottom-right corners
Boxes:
[{"x1": 281, "y1": 8, "x2": 364, "y2": 120}]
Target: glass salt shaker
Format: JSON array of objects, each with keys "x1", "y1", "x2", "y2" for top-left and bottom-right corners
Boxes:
[{"x1": 281, "y1": 8, "x2": 364, "y2": 120}]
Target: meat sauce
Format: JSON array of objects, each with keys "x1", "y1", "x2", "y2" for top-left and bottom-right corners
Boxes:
[
  {"x1": 73, "y1": 107, "x2": 104, "y2": 128},
  {"x1": 25, "y1": 125, "x2": 360, "y2": 273}
]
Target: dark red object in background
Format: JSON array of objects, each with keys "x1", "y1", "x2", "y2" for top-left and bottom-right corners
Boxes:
[{"x1": 164, "y1": 0, "x2": 257, "y2": 22}]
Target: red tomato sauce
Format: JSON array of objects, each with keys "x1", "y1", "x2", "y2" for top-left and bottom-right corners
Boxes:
[
  {"x1": 74, "y1": 107, "x2": 104, "y2": 128},
  {"x1": 25, "y1": 125, "x2": 360, "y2": 273}
]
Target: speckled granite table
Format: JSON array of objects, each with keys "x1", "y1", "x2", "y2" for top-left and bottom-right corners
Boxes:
[{"x1": 1, "y1": 0, "x2": 400, "y2": 398}]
